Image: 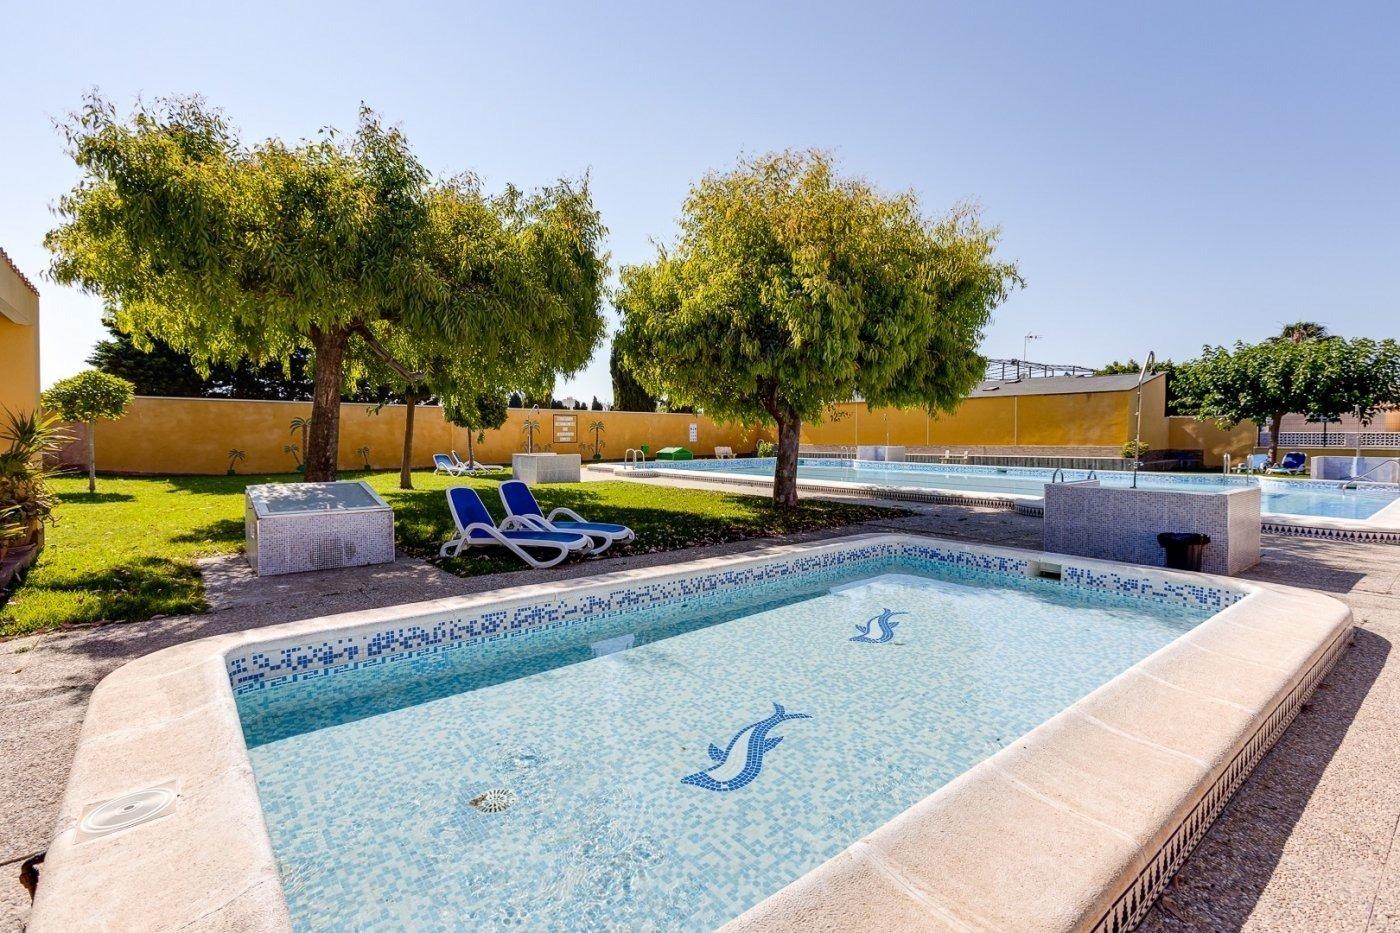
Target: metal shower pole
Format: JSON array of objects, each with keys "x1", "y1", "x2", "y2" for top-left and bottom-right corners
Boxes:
[{"x1": 1132, "y1": 351, "x2": 1156, "y2": 489}]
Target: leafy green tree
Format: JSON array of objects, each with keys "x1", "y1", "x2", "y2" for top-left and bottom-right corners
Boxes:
[
  {"x1": 48, "y1": 95, "x2": 606, "y2": 482},
  {"x1": 590, "y1": 396, "x2": 603, "y2": 411},
  {"x1": 1274, "y1": 321, "x2": 1330, "y2": 344},
  {"x1": 444, "y1": 393, "x2": 509, "y2": 468},
  {"x1": 1296, "y1": 338, "x2": 1400, "y2": 448},
  {"x1": 610, "y1": 340, "x2": 658, "y2": 412},
  {"x1": 1094, "y1": 358, "x2": 1188, "y2": 415},
  {"x1": 1177, "y1": 335, "x2": 1400, "y2": 462},
  {"x1": 616, "y1": 151, "x2": 1020, "y2": 506},
  {"x1": 42, "y1": 369, "x2": 135, "y2": 492},
  {"x1": 88, "y1": 320, "x2": 317, "y2": 399}
]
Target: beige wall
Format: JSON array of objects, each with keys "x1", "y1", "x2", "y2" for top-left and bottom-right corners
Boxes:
[
  {"x1": 81, "y1": 397, "x2": 763, "y2": 475},
  {"x1": 0, "y1": 256, "x2": 41, "y2": 417},
  {"x1": 1167, "y1": 416, "x2": 1259, "y2": 467},
  {"x1": 74, "y1": 376, "x2": 1182, "y2": 476},
  {"x1": 801, "y1": 377, "x2": 1169, "y2": 454}
]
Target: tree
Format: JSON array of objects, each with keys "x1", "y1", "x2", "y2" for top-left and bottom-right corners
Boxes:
[
  {"x1": 42, "y1": 370, "x2": 135, "y2": 492},
  {"x1": 443, "y1": 393, "x2": 509, "y2": 468},
  {"x1": 1296, "y1": 338, "x2": 1400, "y2": 453},
  {"x1": 1095, "y1": 358, "x2": 1186, "y2": 415},
  {"x1": 590, "y1": 395, "x2": 603, "y2": 411},
  {"x1": 1275, "y1": 321, "x2": 1330, "y2": 344},
  {"x1": 1174, "y1": 338, "x2": 1326, "y2": 463},
  {"x1": 610, "y1": 340, "x2": 657, "y2": 412},
  {"x1": 48, "y1": 95, "x2": 607, "y2": 482},
  {"x1": 88, "y1": 320, "x2": 316, "y2": 399},
  {"x1": 616, "y1": 150, "x2": 1020, "y2": 506}
]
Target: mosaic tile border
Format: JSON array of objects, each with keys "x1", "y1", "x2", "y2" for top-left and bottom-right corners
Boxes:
[
  {"x1": 1262, "y1": 521, "x2": 1400, "y2": 543},
  {"x1": 225, "y1": 537, "x2": 1244, "y2": 694}
]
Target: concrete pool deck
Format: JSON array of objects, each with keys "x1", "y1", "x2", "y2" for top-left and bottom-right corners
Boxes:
[{"x1": 2, "y1": 493, "x2": 1398, "y2": 930}]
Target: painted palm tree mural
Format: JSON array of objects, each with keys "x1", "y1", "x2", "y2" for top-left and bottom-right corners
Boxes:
[
  {"x1": 226, "y1": 449, "x2": 247, "y2": 475},
  {"x1": 289, "y1": 418, "x2": 311, "y2": 472},
  {"x1": 586, "y1": 420, "x2": 606, "y2": 460},
  {"x1": 356, "y1": 446, "x2": 372, "y2": 471}
]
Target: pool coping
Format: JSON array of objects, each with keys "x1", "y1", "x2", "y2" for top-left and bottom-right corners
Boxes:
[
  {"x1": 29, "y1": 534, "x2": 1352, "y2": 932},
  {"x1": 594, "y1": 460, "x2": 1400, "y2": 540}
]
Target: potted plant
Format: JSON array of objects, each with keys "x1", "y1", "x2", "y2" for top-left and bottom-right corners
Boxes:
[{"x1": 0, "y1": 409, "x2": 66, "y2": 590}]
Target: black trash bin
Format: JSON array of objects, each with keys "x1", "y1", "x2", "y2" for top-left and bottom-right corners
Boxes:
[{"x1": 1157, "y1": 532, "x2": 1210, "y2": 571}]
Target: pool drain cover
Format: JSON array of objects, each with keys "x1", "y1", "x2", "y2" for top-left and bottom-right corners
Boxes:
[
  {"x1": 78, "y1": 783, "x2": 178, "y2": 841},
  {"x1": 468, "y1": 789, "x2": 516, "y2": 814}
]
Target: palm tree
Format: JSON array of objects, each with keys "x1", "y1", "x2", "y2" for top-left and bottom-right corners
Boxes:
[
  {"x1": 226, "y1": 448, "x2": 247, "y2": 475},
  {"x1": 1276, "y1": 321, "x2": 1330, "y2": 344}
]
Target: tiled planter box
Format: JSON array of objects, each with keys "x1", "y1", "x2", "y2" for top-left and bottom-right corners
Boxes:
[
  {"x1": 1044, "y1": 481, "x2": 1261, "y2": 575},
  {"x1": 511, "y1": 452, "x2": 581, "y2": 483}
]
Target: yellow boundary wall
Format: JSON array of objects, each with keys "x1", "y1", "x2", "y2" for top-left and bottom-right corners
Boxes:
[
  {"x1": 77, "y1": 380, "x2": 1178, "y2": 476},
  {"x1": 82, "y1": 397, "x2": 764, "y2": 475},
  {"x1": 801, "y1": 378, "x2": 1169, "y2": 453}
]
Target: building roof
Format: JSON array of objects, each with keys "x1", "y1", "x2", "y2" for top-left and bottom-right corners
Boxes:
[
  {"x1": 969, "y1": 372, "x2": 1163, "y2": 398},
  {"x1": 0, "y1": 246, "x2": 39, "y2": 296}
]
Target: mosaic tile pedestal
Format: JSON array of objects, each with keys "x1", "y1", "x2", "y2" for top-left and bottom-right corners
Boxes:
[
  {"x1": 512, "y1": 452, "x2": 582, "y2": 484},
  {"x1": 1044, "y1": 481, "x2": 1261, "y2": 575}
]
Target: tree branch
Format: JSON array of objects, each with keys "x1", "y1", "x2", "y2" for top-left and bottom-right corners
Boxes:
[{"x1": 351, "y1": 324, "x2": 425, "y2": 387}]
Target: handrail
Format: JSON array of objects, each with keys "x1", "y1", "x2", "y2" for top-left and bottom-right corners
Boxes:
[
  {"x1": 624, "y1": 448, "x2": 646, "y2": 465},
  {"x1": 1050, "y1": 468, "x2": 1066, "y2": 484},
  {"x1": 1086, "y1": 469, "x2": 1098, "y2": 480},
  {"x1": 1341, "y1": 458, "x2": 1400, "y2": 489}
]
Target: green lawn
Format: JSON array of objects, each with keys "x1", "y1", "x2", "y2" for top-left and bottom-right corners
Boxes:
[{"x1": 0, "y1": 470, "x2": 902, "y2": 638}]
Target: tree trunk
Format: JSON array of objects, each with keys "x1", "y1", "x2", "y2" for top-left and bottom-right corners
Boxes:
[
  {"x1": 400, "y1": 392, "x2": 419, "y2": 490},
  {"x1": 1268, "y1": 412, "x2": 1283, "y2": 465},
  {"x1": 772, "y1": 411, "x2": 802, "y2": 508},
  {"x1": 758, "y1": 378, "x2": 801, "y2": 508},
  {"x1": 305, "y1": 324, "x2": 349, "y2": 482},
  {"x1": 86, "y1": 420, "x2": 96, "y2": 494},
  {"x1": 466, "y1": 426, "x2": 476, "y2": 468}
]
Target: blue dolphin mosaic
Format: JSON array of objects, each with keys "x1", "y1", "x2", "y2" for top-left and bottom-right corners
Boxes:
[
  {"x1": 850, "y1": 608, "x2": 907, "y2": 644},
  {"x1": 681, "y1": 703, "x2": 812, "y2": 792}
]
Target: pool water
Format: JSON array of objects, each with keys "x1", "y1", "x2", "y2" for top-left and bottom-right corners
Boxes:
[
  {"x1": 675, "y1": 459, "x2": 1399, "y2": 521},
  {"x1": 238, "y1": 559, "x2": 1211, "y2": 930}
]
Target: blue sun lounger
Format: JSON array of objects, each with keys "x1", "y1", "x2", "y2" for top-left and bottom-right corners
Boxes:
[
  {"x1": 498, "y1": 480, "x2": 636, "y2": 555},
  {"x1": 433, "y1": 453, "x2": 469, "y2": 476},
  {"x1": 1266, "y1": 451, "x2": 1307, "y2": 475},
  {"x1": 439, "y1": 487, "x2": 591, "y2": 568}
]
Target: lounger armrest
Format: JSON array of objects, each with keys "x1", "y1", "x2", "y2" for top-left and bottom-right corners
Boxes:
[
  {"x1": 500, "y1": 515, "x2": 545, "y2": 532},
  {"x1": 546, "y1": 507, "x2": 587, "y2": 524}
]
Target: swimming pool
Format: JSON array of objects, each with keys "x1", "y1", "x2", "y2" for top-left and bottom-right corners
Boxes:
[
  {"x1": 237, "y1": 554, "x2": 1212, "y2": 929},
  {"x1": 641, "y1": 457, "x2": 1400, "y2": 522},
  {"x1": 33, "y1": 535, "x2": 1353, "y2": 932}
]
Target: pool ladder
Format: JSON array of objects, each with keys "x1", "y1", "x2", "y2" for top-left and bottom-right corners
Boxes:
[
  {"x1": 1341, "y1": 458, "x2": 1399, "y2": 489},
  {"x1": 1049, "y1": 469, "x2": 1095, "y2": 484}
]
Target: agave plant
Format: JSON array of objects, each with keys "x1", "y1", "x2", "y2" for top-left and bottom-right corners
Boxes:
[{"x1": 0, "y1": 408, "x2": 68, "y2": 557}]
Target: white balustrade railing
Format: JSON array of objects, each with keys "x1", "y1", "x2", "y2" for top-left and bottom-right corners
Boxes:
[{"x1": 1257, "y1": 431, "x2": 1400, "y2": 449}]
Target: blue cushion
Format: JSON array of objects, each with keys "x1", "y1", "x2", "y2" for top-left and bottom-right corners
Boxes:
[
  {"x1": 500, "y1": 480, "x2": 543, "y2": 517},
  {"x1": 466, "y1": 528, "x2": 583, "y2": 545},
  {"x1": 447, "y1": 487, "x2": 495, "y2": 527},
  {"x1": 551, "y1": 520, "x2": 630, "y2": 536}
]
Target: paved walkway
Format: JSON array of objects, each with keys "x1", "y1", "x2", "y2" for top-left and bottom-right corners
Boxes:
[{"x1": 1, "y1": 487, "x2": 1397, "y2": 931}]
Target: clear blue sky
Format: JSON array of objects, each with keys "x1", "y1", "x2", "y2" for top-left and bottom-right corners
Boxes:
[{"x1": 3, "y1": 1, "x2": 1395, "y2": 403}]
